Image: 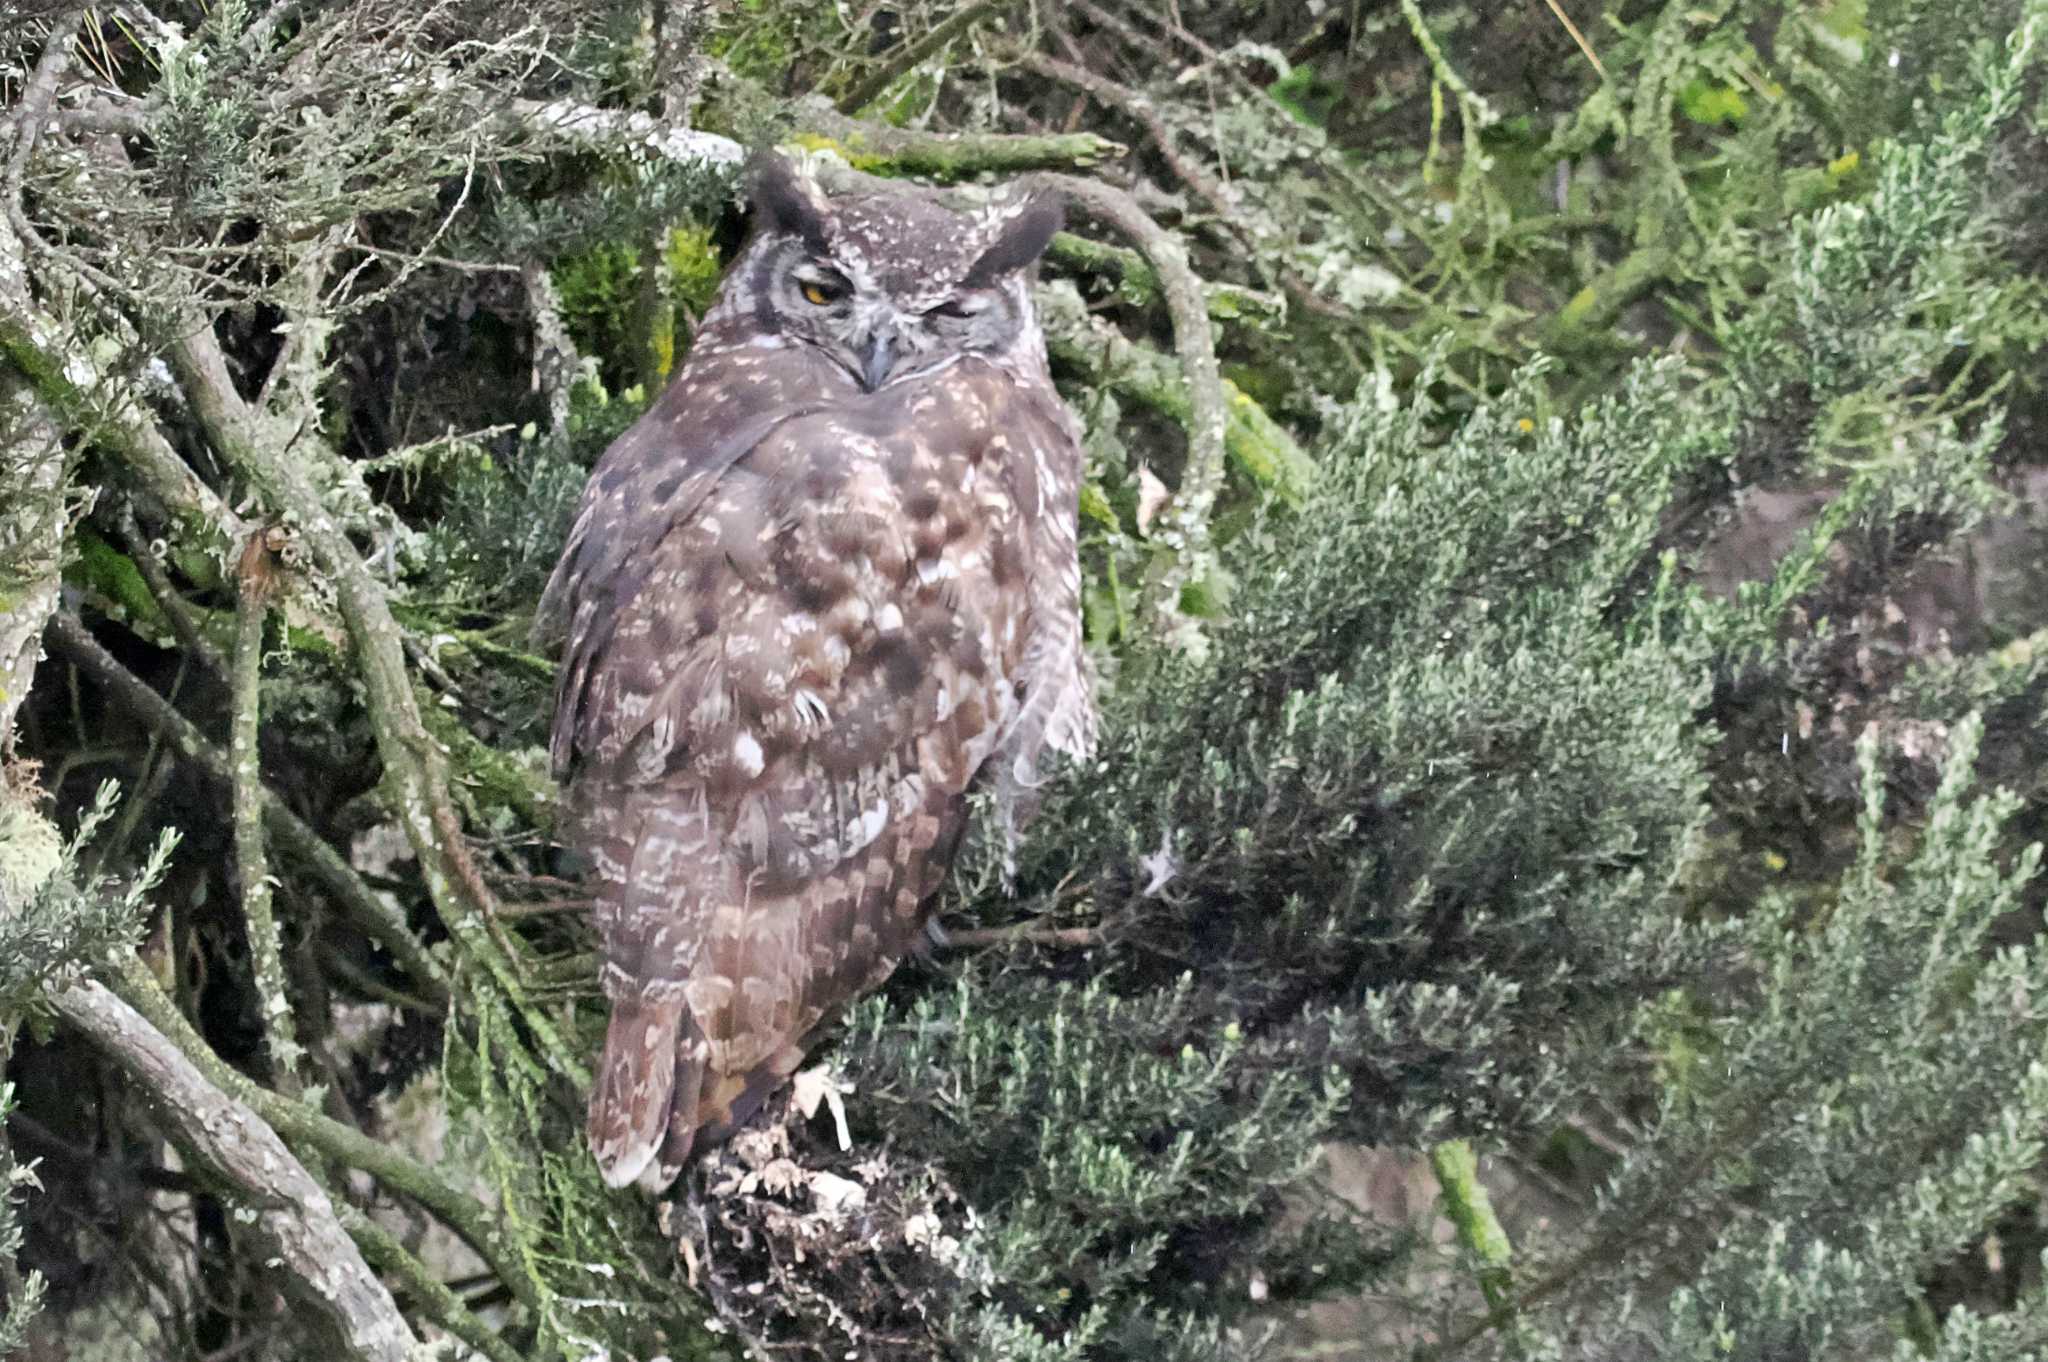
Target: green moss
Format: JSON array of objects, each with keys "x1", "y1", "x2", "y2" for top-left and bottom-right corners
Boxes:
[
  {"x1": 787, "y1": 131, "x2": 889, "y2": 173},
  {"x1": 65, "y1": 529, "x2": 173, "y2": 642}
]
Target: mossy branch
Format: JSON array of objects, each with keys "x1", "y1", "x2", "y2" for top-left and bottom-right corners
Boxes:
[
  {"x1": 789, "y1": 109, "x2": 1123, "y2": 179},
  {"x1": 1430, "y1": 1140, "x2": 1535, "y2": 1355},
  {"x1": 1045, "y1": 230, "x2": 1280, "y2": 323},
  {"x1": 1546, "y1": 242, "x2": 1678, "y2": 350},
  {"x1": 1040, "y1": 283, "x2": 1316, "y2": 506},
  {"x1": 340, "y1": 1209, "x2": 528, "y2": 1362},
  {"x1": 230, "y1": 528, "x2": 303, "y2": 1094},
  {"x1": 1038, "y1": 174, "x2": 1230, "y2": 646},
  {"x1": 0, "y1": 250, "x2": 242, "y2": 571}
]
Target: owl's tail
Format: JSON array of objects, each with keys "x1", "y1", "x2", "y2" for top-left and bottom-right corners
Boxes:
[{"x1": 587, "y1": 991, "x2": 703, "y2": 1191}]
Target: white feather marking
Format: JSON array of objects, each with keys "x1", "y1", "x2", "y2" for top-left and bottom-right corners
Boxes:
[{"x1": 733, "y1": 731, "x2": 765, "y2": 777}]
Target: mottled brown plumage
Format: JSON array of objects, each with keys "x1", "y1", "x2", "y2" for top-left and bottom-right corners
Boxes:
[{"x1": 537, "y1": 155, "x2": 1094, "y2": 1191}]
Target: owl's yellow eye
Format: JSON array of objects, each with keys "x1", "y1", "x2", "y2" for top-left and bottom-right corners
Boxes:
[{"x1": 800, "y1": 278, "x2": 845, "y2": 306}]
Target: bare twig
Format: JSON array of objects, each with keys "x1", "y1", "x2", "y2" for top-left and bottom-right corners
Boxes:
[
  {"x1": 51, "y1": 975, "x2": 420, "y2": 1362},
  {"x1": 1019, "y1": 50, "x2": 1243, "y2": 232},
  {"x1": 1541, "y1": 0, "x2": 1606, "y2": 79}
]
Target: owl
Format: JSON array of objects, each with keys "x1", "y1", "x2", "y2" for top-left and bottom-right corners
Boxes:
[{"x1": 536, "y1": 154, "x2": 1096, "y2": 1193}]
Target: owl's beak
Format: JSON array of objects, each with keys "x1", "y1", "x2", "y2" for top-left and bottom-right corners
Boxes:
[{"x1": 858, "y1": 327, "x2": 896, "y2": 391}]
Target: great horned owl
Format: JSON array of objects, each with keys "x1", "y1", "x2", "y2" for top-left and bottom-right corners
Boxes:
[{"x1": 537, "y1": 155, "x2": 1096, "y2": 1192}]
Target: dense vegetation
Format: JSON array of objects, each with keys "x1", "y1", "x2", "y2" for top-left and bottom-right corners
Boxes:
[{"x1": 3, "y1": 1, "x2": 2048, "y2": 1358}]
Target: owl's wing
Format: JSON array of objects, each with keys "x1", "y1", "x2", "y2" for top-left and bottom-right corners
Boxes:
[
  {"x1": 571, "y1": 364, "x2": 1055, "y2": 1188},
  {"x1": 537, "y1": 335, "x2": 854, "y2": 778}
]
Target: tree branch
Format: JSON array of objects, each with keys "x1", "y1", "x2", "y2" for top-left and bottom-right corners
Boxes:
[
  {"x1": 1044, "y1": 228, "x2": 1278, "y2": 323},
  {"x1": 159, "y1": 309, "x2": 585, "y2": 1085},
  {"x1": 98, "y1": 951, "x2": 544, "y2": 1320},
  {"x1": 43, "y1": 612, "x2": 450, "y2": 1005},
  {"x1": 231, "y1": 528, "x2": 304, "y2": 1093},
  {"x1": 1037, "y1": 174, "x2": 1230, "y2": 645},
  {"x1": 1, "y1": 9, "x2": 83, "y2": 194},
  {"x1": 1036, "y1": 280, "x2": 1315, "y2": 506},
  {"x1": 340, "y1": 1207, "x2": 527, "y2": 1362},
  {"x1": 50, "y1": 975, "x2": 421, "y2": 1362}
]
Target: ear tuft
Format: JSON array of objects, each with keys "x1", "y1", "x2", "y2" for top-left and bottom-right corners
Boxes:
[
  {"x1": 962, "y1": 191, "x2": 1064, "y2": 289},
  {"x1": 745, "y1": 150, "x2": 832, "y2": 255}
]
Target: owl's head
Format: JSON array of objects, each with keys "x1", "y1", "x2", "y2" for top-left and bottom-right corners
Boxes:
[{"x1": 727, "y1": 153, "x2": 1063, "y2": 391}]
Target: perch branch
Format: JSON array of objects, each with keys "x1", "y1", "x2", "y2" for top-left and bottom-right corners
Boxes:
[
  {"x1": 51, "y1": 975, "x2": 420, "y2": 1362},
  {"x1": 43, "y1": 613, "x2": 450, "y2": 1004},
  {"x1": 100, "y1": 951, "x2": 544, "y2": 1318}
]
